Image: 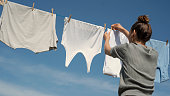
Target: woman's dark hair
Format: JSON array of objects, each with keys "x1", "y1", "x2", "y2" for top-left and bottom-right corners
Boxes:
[{"x1": 131, "y1": 15, "x2": 152, "y2": 43}]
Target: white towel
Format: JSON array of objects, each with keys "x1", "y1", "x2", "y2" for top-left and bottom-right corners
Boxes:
[
  {"x1": 0, "y1": 1, "x2": 58, "y2": 53},
  {"x1": 62, "y1": 17, "x2": 105, "y2": 72},
  {"x1": 103, "y1": 28, "x2": 128, "y2": 77}
]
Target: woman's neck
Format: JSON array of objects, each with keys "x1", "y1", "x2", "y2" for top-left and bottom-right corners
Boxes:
[{"x1": 135, "y1": 41, "x2": 147, "y2": 48}]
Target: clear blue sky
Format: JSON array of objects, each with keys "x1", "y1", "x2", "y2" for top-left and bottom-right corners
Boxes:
[{"x1": 0, "y1": 0, "x2": 170, "y2": 96}]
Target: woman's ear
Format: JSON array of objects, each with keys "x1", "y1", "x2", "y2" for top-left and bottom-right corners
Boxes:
[
  {"x1": 131, "y1": 30, "x2": 137, "y2": 42},
  {"x1": 132, "y1": 30, "x2": 136, "y2": 36}
]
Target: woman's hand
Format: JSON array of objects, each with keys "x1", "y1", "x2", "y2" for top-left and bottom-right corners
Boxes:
[
  {"x1": 103, "y1": 31, "x2": 110, "y2": 41},
  {"x1": 0, "y1": 0, "x2": 3, "y2": 5},
  {"x1": 111, "y1": 23, "x2": 125, "y2": 32},
  {"x1": 111, "y1": 23, "x2": 130, "y2": 40}
]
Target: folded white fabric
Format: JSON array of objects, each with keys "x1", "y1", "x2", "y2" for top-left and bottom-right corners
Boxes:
[
  {"x1": 103, "y1": 28, "x2": 128, "y2": 77},
  {"x1": 62, "y1": 17, "x2": 105, "y2": 72},
  {"x1": 0, "y1": 1, "x2": 58, "y2": 53}
]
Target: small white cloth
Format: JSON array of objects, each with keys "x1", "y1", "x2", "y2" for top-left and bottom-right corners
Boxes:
[
  {"x1": 0, "y1": 1, "x2": 58, "y2": 53},
  {"x1": 62, "y1": 17, "x2": 105, "y2": 72},
  {"x1": 103, "y1": 28, "x2": 128, "y2": 77}
]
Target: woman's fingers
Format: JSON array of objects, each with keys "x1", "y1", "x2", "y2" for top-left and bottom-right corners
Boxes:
[
  {"x1": 111, "y1": 24, "x2": 118, "y2": 30},
  {"x1": 104, "y1": 31, "x2": 110, "y2": 40},
  {"x1": 111, "y1": 23, "x2": 122, "y2": 31}
]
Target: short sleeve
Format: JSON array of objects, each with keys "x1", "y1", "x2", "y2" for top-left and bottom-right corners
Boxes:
[{"x1": 110, "y1": 43, "x2": 128, "y2": 61}]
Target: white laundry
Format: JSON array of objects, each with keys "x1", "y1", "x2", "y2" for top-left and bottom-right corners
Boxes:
[
  {"x1": 62, "y1": 17, "x2": 105, "y2": 72},
  {"x1": 0, "y1": 1, "x2": 58, "y2": 53},
  {"x1": 103, "y1": 28, "x2": 128, "y2": 77}
]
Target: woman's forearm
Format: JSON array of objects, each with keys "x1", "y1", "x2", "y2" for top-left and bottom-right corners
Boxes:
[
  {"x1": 104, "y1": 39, "x2": 111, "y2": 56},
  {"x1": 121, "y1": 28, "x2": 130, "y2": 40}
]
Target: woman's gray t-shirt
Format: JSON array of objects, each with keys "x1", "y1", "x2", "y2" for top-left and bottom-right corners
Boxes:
[{"x1": 110, "y1": 43, "x2": 158, "y2": 96}]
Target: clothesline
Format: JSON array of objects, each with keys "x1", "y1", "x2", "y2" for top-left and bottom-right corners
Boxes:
[
  {"x1": 0, "y1": 0, "x2": 169, "y2": 44},
  {"x1": 56, "y1": 14, "x2": 66, "y2": 18},
  {"x1": 0, "y1": 0, "x2": 70, "y2": 18},
  {"x1": 0, "y1": 0, "x2": 118, "y2": 32}
]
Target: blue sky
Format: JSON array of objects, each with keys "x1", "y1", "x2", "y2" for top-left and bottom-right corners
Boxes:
[{"x1": 0, "y1": 0, "x2": 170, "y2": 96}]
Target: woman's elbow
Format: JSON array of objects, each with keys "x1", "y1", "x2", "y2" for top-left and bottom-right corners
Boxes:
[{"x1": 104, "y1": 48, "x2": 111, "y2": 56}]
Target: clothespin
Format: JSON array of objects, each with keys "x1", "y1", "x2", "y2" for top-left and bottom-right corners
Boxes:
[
  {"x1": 104, "y1": 23, "x2": 106, "y2": 30},
  {"x1": 68, "y1": 14, "x2": 72, "y2": 23},
  {"x1": 32, "y1": 2, "x2": 35, "y2": 11},
  {"x1": 51, "y1": 8, "x2": 54, "y2": 16},
  {"x1": 5, "y1": 0, "x2": 7, "y2": 4},
  {"x1": 111, "y1": 25, "x2": 113, "y2": 30},
  {"x1": 166, "y1": 40, "x2": 168, "y2": 45}
]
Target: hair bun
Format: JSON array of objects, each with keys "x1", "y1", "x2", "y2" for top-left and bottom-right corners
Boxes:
[{"x1": 138, "y1": 15, "x2": 150, "y2": 24}]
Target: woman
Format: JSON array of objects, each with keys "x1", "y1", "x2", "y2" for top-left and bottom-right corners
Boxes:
[{"x1": 104, "y1": 15, "x2": 158, "y2": 96}]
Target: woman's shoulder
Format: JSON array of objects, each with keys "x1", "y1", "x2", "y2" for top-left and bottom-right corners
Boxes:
[{"x1": 147, "y1": 46, "x2": 159, "y2": 56}]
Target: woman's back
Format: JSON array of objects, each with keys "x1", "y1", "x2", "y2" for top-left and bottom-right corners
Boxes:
[{"x1": 110, "y1": 43, "x2": 158, "y2": 96}]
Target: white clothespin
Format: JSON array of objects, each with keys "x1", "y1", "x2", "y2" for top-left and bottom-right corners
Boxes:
[
  {"x1": 32, "y1": 2, "x2": 35, "y2": 11},
  {"x1": 51, "y1": 8, "x2": 54, "y2": 16},
  {"x1": 68, "y1": 14, "x2": 72, "y2": 23},
  {"x1": 166, "y1": 40, "x2": 168, "y2": 46}
]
